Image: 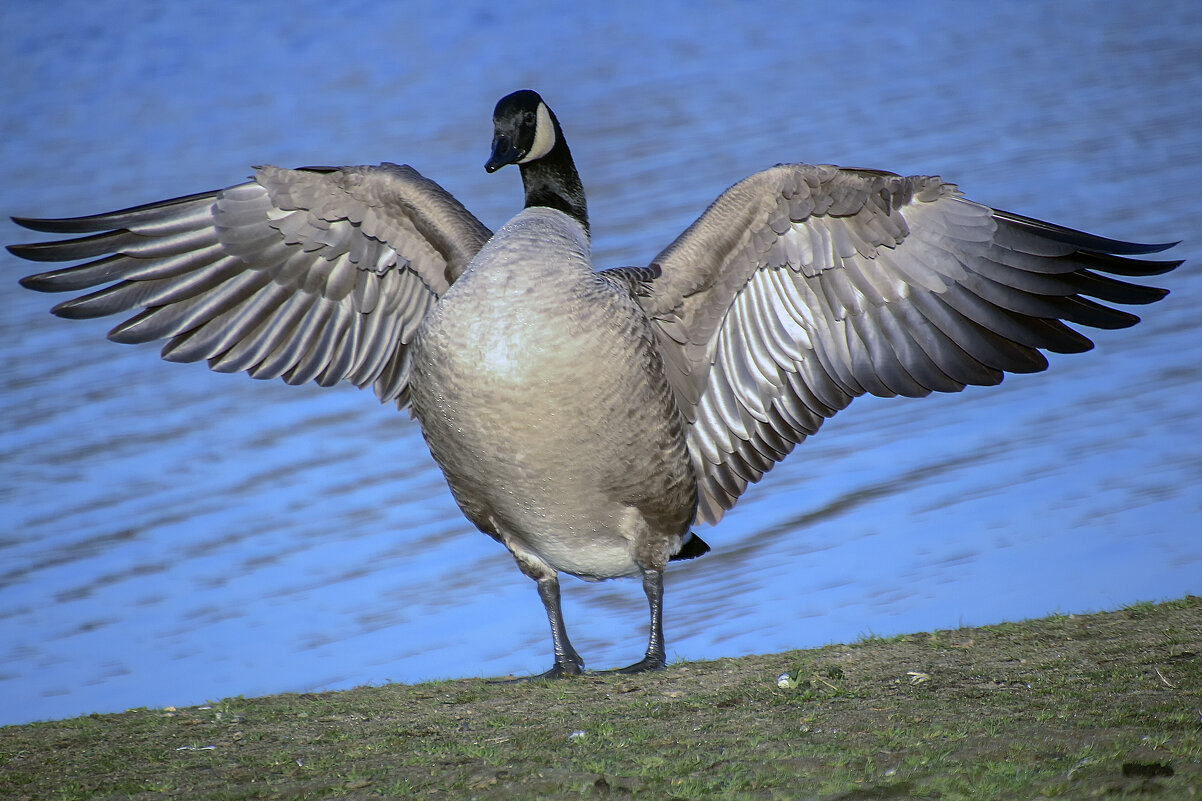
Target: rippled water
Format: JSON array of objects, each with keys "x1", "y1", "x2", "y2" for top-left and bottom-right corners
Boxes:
[{"x1": 2, "y1": 1, "x2": 1199, "y2": 726}]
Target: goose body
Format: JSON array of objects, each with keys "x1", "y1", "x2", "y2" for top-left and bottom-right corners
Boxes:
[
  {"x1": 10, "y1": 89, "x2": 1182, "y2": 677},
  {"x1": 410, "y1": 207, "x2": 696, "y2": 585}
]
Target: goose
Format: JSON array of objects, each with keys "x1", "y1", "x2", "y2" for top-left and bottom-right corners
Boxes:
[{"x1": 10, "y1": 89, "x2": 1182, "y2": 679}]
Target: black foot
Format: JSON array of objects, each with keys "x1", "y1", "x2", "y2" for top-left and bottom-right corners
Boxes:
[
  {"x1": 539, "y1": 660, "x2": 585, "y2": 679},
  {"x1": 491, "y1": 659, "x2": 585, "y2": 683},
  {"x1": 600, "y1": 655, "x2": 666, "y2": 675}
]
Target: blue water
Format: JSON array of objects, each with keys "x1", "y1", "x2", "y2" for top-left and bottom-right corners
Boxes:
[{"x1": 1, "y1": 1, "x2": 1199, "y2": 726}]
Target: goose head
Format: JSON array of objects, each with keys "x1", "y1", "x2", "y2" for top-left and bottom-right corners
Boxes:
[
  {"x1": 485, "y1": 89, "x2": 589, "y2": 231},
  {"x1": 485, "y1": 89, "x2": 559, "y2": 172}
]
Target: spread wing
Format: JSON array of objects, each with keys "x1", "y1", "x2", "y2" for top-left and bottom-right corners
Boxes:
[
  {"x1": 637, "y1": 164, "x2": 1181, "y2": 524},
  {"x1": 10, "y1": 162, "x2": 492, "y2": 408}
]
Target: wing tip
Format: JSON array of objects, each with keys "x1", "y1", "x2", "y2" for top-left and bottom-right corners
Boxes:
[
  {"x1": 17, "y1": 270, "x2": 51, "y2": 292},
  {"x1": 12, "y1": 216, "x2": 78, "y2": 234},
  {"x1": 995, "y1": 209, "x2": 1182, "y2": 256}
]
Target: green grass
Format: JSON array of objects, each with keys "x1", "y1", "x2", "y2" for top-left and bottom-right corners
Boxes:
[{"x1": 1, "y1": 596, "x2": 1198, "y2": 800}]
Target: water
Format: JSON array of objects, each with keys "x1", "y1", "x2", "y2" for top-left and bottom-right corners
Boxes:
[{"x1": 1, "y1": 1, "x2": 1199, "y2": 726}]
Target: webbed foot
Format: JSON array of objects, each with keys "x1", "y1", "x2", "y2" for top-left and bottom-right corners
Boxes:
[
  {"x1": 492, "y1": 657, "x2": 584, "y2": 683},
  {"x1": 600, "y1": 654, "x2": 666, "y2": 675}
]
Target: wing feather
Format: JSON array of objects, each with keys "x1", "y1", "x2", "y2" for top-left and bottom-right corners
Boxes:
[
  {"x1": 640, "y1": 164, "x2": 1180, "y2": 524},
  {"x1": 11, "y1": 163, "x2": 493, "y2": 405}
]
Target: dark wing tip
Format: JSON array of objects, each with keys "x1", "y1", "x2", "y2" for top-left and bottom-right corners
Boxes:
[
  {"x1": 10, "y1": 189, "x2": 221, "y2": 235},
  {"x1": 17, "y1": 270, "x2": 52, "y2": 291},
  {"x1": 12, "y1": 215, "x2": 83, "y2": 234},
  {"x1": 1084, "y1": 253, "x2": 1184, "y2": 278},
  {"x1": 994, "y1": 209, "x2": 1180, "y2": 256},
  {"x1": 12, "y1": 213, "x2": 129, "y2": 235},
  {"x1": 7, "y1": 241, "x2": 37, "y2": 258}
]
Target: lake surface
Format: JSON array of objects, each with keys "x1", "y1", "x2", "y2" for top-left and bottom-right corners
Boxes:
[{"x1": 1, "y1": 1, "x2": 1199, "y2": 726}]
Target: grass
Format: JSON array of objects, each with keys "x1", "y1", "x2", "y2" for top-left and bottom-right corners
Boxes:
[{"x1": 1, "y1": 596, "x2": 1198, "y2": 800}]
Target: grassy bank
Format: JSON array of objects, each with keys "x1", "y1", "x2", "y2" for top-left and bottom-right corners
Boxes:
[{"x1": 2, "y1": 597, "x2": 1198, "y2": 800}]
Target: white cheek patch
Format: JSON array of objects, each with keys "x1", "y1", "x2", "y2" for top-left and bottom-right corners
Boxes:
[{"x1": 518, "y1": 102, "x2": 557, "y2": 163}]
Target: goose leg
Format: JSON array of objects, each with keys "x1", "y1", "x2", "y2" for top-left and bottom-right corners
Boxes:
[
  {"x1": 610, "y1": 568, "x2": 667, "y2": 674},
  {"x1": 535, "y1": 574, "x2": 585, "y2": 678}
]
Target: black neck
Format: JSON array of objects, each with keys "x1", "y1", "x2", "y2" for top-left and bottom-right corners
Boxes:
[{"x1": 518, "y1": 132, "x2": 589, "y2": 235}]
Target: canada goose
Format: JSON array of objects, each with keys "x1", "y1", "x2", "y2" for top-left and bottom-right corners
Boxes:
[{"x1": 10, "y1": 89, "x2": 1182, "y2": 679}]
